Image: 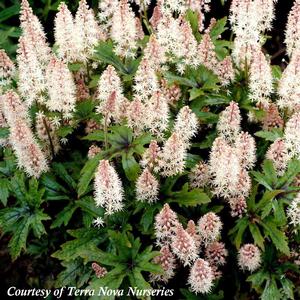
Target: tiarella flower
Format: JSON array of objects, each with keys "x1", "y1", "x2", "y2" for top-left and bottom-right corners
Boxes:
[
  {"x1": 229, "y1": 0, "x2": 276, "y2": 66},
  {"x1": 235, "y1": 131, "x2": 256, "y2": 170},
  {"x1": 98, "y1": 0, "x2": 119, "y2": 33},
  {"x1": 197, "y1": 212, "x2": 222, "y2": 245},
  {"x1": 229, "y1": 196, "x2": 247, "y2": 218},
  {"x1": 149, "y1": 5, "x2": 163, "y2": 30},
  {"x1": 284, "y1": 112, "x2": 300, "y2": 158},
  {"x1": 160, "y1": 78, "x2": 182, "y2": 105},
  {"x1": 189, "y1": 161, "x2": 210, "y2": 189},
  {"x1": 110, "y1": 0, "x2": 138, "y2": 57},
  {"x1": 85, "y1": 119, "x2": 101, "y2": 134},
  {"x1": 92, "y1": 262, "x2": 107, "y2": 278},
  {"x1": 217, "y1": 56, "x2": 235, "y2": 86},
  {"x1": 136, "y1": 168, "x2": 159, "y2": 203},
  {"x1": 262, "y1": 103, "x2": 283, "y2": 130},
  {"x1": 266, "y1": 139, "x2": 290, "y2": 176},
  {"x1": 158, "y1": 133, "x2": 187, "y2": 177},
  {"x1": 87, "y1": 144, "x2": 101, "y2": 159},
  {"x1": 145, "y1": 91, "x2": 170, "y2": 138},
  {"x1": 0, "y1": 49, "x2": 15, "y2": 88},
  {"x1": 75, "y1": 0, "x2": 105, "y2": 61},
  {"x1": 173, "y1": 106, "x2": 198, "y2": 143},
  {"x1": 198, "y1": 33, "x2": 218, "y2": 73},
  {"x1": 177, "y1": 19, "x2": 199, "y2": 72},
  {"x1": 0, "y1": 109, "x2": 8, "y2": 146},
  {"x1": 235, "y1": 169, "x2": 252, "y2": 198},
  {"x1": 140, "y1": 140, "x2": 161, "y2": 170},
  {"x1": 97, "y1": 65, "x2": 123, "y2": 100},
  {"x1": 10, "y1": 123, "x2": 49, "y2": 178},
  {"x1": 1, "y1": 93, "x2": 48, "y2": 177},
  {"x1": 17, "y1": 36, "x2": 46, "y2": 106},
  {"x1": 92, "y1": 217, "x2": 105, "y2": 228},
  {"x1": 238, "y1": 244, "x2": 261, "y2": 272},
  {"x1": 171, "y1": 224, "x2": 198, "y2": 267},
  {"x1": 278, "y1": 51, "x2": 300, "y2": 111},
  {"x1": 209, "y1": 137, "x2": 241, "y2": 198},
  {"x1": 249, "y1": 48, "x2": 273, "y2": 106},
  {"x1": 156, "y1": 15, "x2": 197, "y2": 71},
  {"x1": 285, "y1": 0, "x2": 300, "y2": 57},
  {"x1": 126, "y1": 98, "x2": 147, "y2": 136},
  {"x1": 74, "y1": 72, "x2": 90, "y2": 101},
  {"x1": 154, "y1": 203, "x2": 179, "y2": 246},
  {"x1": 188, "y1": 0, "x2": 211, "y2": 32},
  {"x1": 1, "y1": 90, "x2": 29, "y2": 125},
  {"x1": 35, "y1": 112, "x2": 60, "y2": 157},
  {"x1": 144, "y1": 35, "x2": 166, "y2": 70},
  {"x1": 135, "y1": 17, "x2": 145, "y2": 40},
  {"x1": 217, "y1": 102, "x2": 241, "y2": 142},
  {"x1": 54, "y1": 2, "x2": 80, "y2": 62},
  {"x1": 20, "y1": 0, "x2": 51, "y2": 65},
  {"x1": 287, "y1": 194, "x2": 300, "y2": 229},
  {"x1": 45, "y1": 57, "x2": 76, "y2": 119},
  {"x1": 94, "y1": 160, "x2": 124, "y2": 215},
  {"x1": 160, "y1": 0, "x2": 187, "y2": 15},
  {"x1": 205, "y1": 241, "x2": 228, "y2": 266},
  {"x1": 150, "y1": 245, "x2": 176, "y2": 283},
  {"x1": 134, "y1": 58, "x2": 159, "y2": 101},
  {"x1": 188, "y1": 258, "x2": 214, "y2": 294},
  {"x1": 186, "y1": 220, "x2": 202, "y2": 249},
  {"x1": 257, "y1": 0, "x2": 278, "y2": 31},
  {"x1": 96, "y1": 65, "x2": 124, "y2": 121}
]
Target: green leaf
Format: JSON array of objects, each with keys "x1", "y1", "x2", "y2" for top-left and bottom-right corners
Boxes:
[
  {"x1": 247, "y1": 270, "x2": 269, "y2": 289},
  {"x1": 0, "y1": 4, "x2": 20, "y2": 23},
  {"x1": 94, "y1": 41, "x2": 128, "y2": 74},
  {"x1": 52, "y1": 163, "x2": 77, "y2": 190},
  {"x1": 256, "y1": 190, "x2": 284, "y2": 211},
  {"x1": 190, "y1": 94, "x2": 230, "y2": 106},
  {"x1": 261, "y1": 278, "x2": 281, "y2": 300},
  {"x1": 8, "y1": 217, "x2": 30, "y2": 261},
  {"x1": 249, "y1": 223, "x2": 265, "y2": 250},
  {"x1": 254, "y1": 129, "x2": 283, "y2": 142},
  {"x1": 52, "y1": 228, "x2": 104, "y2": 261},
  {"x1": 122, "y1": 153, "x2": 140, "y2": 181},
  {"x1": 30, "y1": 210, "x2": 50, "y2": 238},
  {"x1": 272, "y1": 65, "x2": 282, "y2": 80},
  {"x1": 262, "y1": 160, "x2": 277, "y2": 186},
  {"x1": 167, "y1": 183, "x2": 210, "y2": 207},
  {"x1": 75, "y1": 99, "x2": 96, "y2": 119},
  {"x1": 281, "y1": 278, "x2": 295, "y2": 300},
  {"x1": 56, "y1": 126, "x2": 74, "y2": 138},
  {"x1": 0, "y1": 178, "x2": 10, "y2": 206},
  {"x1": 140, "y1": 204, "x2": 160, "y2": 232},
  {"x1": 76, "y1": 196, "x2": 104, "y2": 218},
  {"x1": 251, "y1": 171, "x2": 273, "y2": 191},
  {"x1": 82, "y1": 130, "x2": 105, "y2": 141},
  {"x1": 261, "y1": 220, "x2": 290, "y2": 255},
  {"x1": 77, "y1": 153, "x2": 102, "y2": 197},
  {"x1": 0, "y1": 127, "x2": 9, "y2": 138},
  {"x1": 55, "y1": 258, "x2": 90, "y2": 288},
  {"x1": 51, "y1": 202, "x2": 78, "y2": 229},
  {"x1": 232, "y1": 218, "x2": 249, "y2": 249},
  {"x1": 210, "y1": 17, "x2": 228, "y2": 40},
  {"x1": 128, "y1": 268, "x2": 151, "y2": 290},
  {"x1": 68, "y1": 62, "x2": 83, "y2": 72},
  {"x1": 164, "y1": 71, "x2": 198, "y2": 88},
  {"x1": 185, "y1": 9, "x2": 200, "y2": 40}
]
